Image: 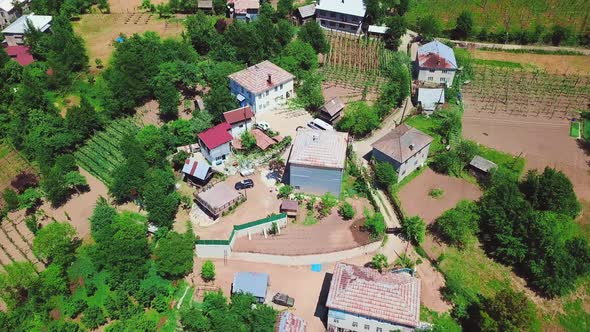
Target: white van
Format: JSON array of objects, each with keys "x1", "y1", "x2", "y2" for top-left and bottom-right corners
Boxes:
[{"x1": 308, "y1": 118, "x2": 334, "y2": 131}]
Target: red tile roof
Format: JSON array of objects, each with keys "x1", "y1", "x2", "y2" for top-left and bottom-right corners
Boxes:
[
  {"x1": 223, "y1": 106, "x2": 254, "y2": 125},
  {"x1": 276, "y1": 311, "x2": 306, "y2": 332},
  {"x1": 198, "y1": 123, "x2": 233, "y2": 150},
  {"x1": 252, "y1": 129, "x2": 276, "y2": 150},
  {"x1": 326, "y1": 263, "x2": 421, "y2": 328},
  {"x1": 228, "y1": 61, "x2": 294, "y2": 94},
  {"x1": 5, "y1": 45, "x2": 34, "y2": 66}
]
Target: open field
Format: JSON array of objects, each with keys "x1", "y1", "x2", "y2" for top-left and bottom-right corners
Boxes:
[
  {"x1": 0, "y1": 143, "x2": 36, "y2": 195},
  {"x1": 462, "y1": 65, "x2": 590, "y2": 119},
  {"x1": 73, "y1": 13, "x2": 184, "y2": 63},
  {"x1": 469, "y1": 49, "x2": 590, "y2": 75},
  {"x1": 398, "y1": 168, "x2": 482, "y2": 224},
  {"x1": 406, "y1": 0, "x2": 589, "y2": 33},
  {"x1": 109, "y1": 0, "x2": 168, "y2": 13},
  {"x1": 74, "y1": 118, "x2": 139, "y2": 185}
]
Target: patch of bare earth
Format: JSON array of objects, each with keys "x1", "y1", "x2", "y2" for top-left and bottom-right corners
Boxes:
[{"x1": 470, "y1": 49, "x2": 590, "y2": 75}]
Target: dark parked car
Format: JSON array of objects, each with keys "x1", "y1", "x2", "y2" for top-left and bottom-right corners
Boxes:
[
  {"x1": 272, "y1": 293, "x2": 294, "y2": 307},
  {"x1": 234, "y1": 179, "x2": 254, "y2": 190}
]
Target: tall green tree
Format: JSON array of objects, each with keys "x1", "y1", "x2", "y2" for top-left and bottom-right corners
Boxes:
[
  {"x1": 33, "y1": 222, "x2": 77, "y2": 267},
  {"x1": 384, "y1": 15, "x2": 407, "y2": 51},
  {"x1": 520, "y1": 167, "x2": 580, "y2": 218},
  {"x1": 401, "y1": 215, "x2": 426, "y2": 245},
  {"x1": 0, "y1": 262, "x2": 38, "y2": 309},
  {"x1": 141, "y1": 167, "x2": 180, "y2": 228},
  {"x1": 45, "y1": 14, "x2": 88, "y2": 87},
  {"x1": 65, "y1": 97, "x2": 101, "y2": 141},
  {"x1": 476, "y1": 289, "x2": 537, "y2": 331},
  {"x1": 453, "y1": 11, "x2": 474, "y2": 40},
  {"x1": 298, "y1": 21, "x2": 329, "y2": 54},
  {"x1": 109, "y1": 134, "x2": 148, "y2": 202},
  {"x1": 89, "y1": 197, "x2": 117, "y2": 244},
  {"x1": 154, "y1": 231, "x2": 195, "y2": 279},
  {"x1": 184, "y1": 12, "x2": 217, "y2": 55},
  {"x1": 204, "y1": 86, "x2": 238, "y2": 123}
]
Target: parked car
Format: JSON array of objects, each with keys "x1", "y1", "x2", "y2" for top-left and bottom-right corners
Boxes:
[
  {"x1": 234, "y1": 179, "x2": 254, "y2": 190},
  {"x1": 307, "y1": 118, "x2": 334, "y2": 131},
  {"x1": 256, "y1": 122, "x2": 270, "y2": 131},
  {"x1": 272, "y1": 293, "x2": 295, "y2": 307}
]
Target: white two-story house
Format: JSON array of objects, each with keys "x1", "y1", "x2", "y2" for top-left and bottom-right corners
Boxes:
[
  {"x1": 416, "y1": 40, "x2": 458, "y2": 87},
  {"x1": 228, "y1": 61, "x2": 294, "y2": 114},
  {"x1": 371, "y1": 124, "x2": 433, "y2": 182},
  {"x1": 197, "y1": 122, "x2": 233, "y2": 164},
  {"x1": 326, "y1": 263, "x2": 423, "y2": 332},
  {"x1": 315, "y1": 0, "x2": 366, "y2": 34}
]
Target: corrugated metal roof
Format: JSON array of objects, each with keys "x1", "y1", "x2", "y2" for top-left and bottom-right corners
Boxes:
[
  {"x1": 316, "y1": 0, "x2": 366, "y2": 17},
  {"x1": 326, "y1": 263, "x2": 421, "y2": 328},
  {"x1": 228, "y1": 61, "x2": 294, "y2": 94},
  {"x1": 197, "y1": 123, "x2": 233, "y2": 150},
  {"x1": 2, "y1": 13, "x2": 52, "y2": 34},
  {"x1": 368, "y1": 25, "x2": 388, "y2": 34},
  {"x1": 371, "y1": 124, "x2": 433, "y2": 163},
  {"x1": 197, "y1": 0, "x2": 212, "y2": 8},
  {"x1": 417, "y1": 40, "x2": 457, "y2": 69},
  {"x1": 320, "y1": 97, "x2": 345, "y2": 117},
  {"x1": 182, "y1": 158, "x2": 211, "y2": 180},
  {"x1": 297, "y1": 3, "x2": 316, "y2": 18},
  {"x1": 228, "y1": 0, "x2": 259, "y2": 14},
  {"x1": 417, "y1": 88, "x2": 445, "y2": 111},
  {"x1": 288, "y1": 129, "x2": 348, "y2": 169},
  {"x1": 469, "y1": 155, "x2": 497, "y2": 172},
  {"x1": 0, "y1": 0, "x2": 26, "y2": 12},
  {"x1": 276, "y1": 311, "x2": 306, "y2": 332},
  {"x1": 233, "y1": 272, "x2": 269, "y2": 299}
]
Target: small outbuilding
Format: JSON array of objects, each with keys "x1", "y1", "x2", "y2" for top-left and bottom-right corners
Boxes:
[
  {"x1": 367, "y1": 25, "x2": 388, "y2": 38},
  {"x1": 2, "y1": 13, "x2": 52, "y2": 46},
  {"x1": 295, "y1": 3, "x2": 316, "y2": 25},
  {"x1": 195, "y1": 182, "x2": 244, "y2": 218},
  {"x1": 280, "y1": 199, "x2": 299, "y2": 217},
  {"x1": 232, "y1": 272, "x2": 269, "y2": 303},
  {"x1": 417, "y1": 88, "x2": 445, "y2": 113},
  {"x1": 469, "y1": 155, "x2": 497, "y2": 179},
  {"x1": 197, "y1": 0, "x2": 213, "y2": 12},
  {"x1": 319, "y1": 97, "x2": 345, "y2": 123},
  {"x1": 182, "y1": 157, "x2": 213, "y2": 185}
]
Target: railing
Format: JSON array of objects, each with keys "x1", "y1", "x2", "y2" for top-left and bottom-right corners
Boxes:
[{"x1": 196, "y1": 213, "x2": 287, "y2": 245}]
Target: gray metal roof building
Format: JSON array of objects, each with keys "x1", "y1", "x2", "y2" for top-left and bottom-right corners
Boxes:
[{"x1": 232, "y1": 272, "x2": 269, "y2": 303}]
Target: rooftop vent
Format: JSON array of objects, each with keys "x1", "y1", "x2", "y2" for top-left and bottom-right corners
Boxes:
[
  {"x1": 409, "y1": 144, "x2": 415, "y2": 151},
  {"x1": 267, "y1": 74, "x2": 272, "y2": 84}
]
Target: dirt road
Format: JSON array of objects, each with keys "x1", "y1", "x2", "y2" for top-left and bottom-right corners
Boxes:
[{"x1": 449, "y1": 40, "x2": 590, "y2": 55}]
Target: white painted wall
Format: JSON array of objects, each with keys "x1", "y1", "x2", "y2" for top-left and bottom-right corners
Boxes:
[
  {"x1": 328, "y1": 309, "x2": 415, "y2": 332},
  {"x1": 417, "y1": 69, "x2": 456, "y2": 87},
  {"x1": 230, "y1": 79, "x2": 294, "y2": 114},
  {"x1": 200, "y1": 141, "x2": 232, "y2": 164},
  {"x1": 396, "y1": 144, "x2": 430, "y2": 182},
  {"x1": 229, "y1": 120, "x2": 253, "y2": 138}
]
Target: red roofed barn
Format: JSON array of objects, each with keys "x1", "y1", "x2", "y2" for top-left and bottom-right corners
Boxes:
[
  {"x1": 326, "y1": 262, "x2": 422, "y2": 332},
  {"x1": 223, "y1": 105, "x2": 254, "y2": 138},
  {"x1": 197, "y1": 122, "x2": 233, "y2": 164},
  {"x1": 228, "y1": 61, "x2": 294, "y2": 114}
]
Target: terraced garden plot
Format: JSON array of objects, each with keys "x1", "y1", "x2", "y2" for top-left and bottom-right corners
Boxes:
[{"x1": 0, "y1": 143, "x2": 37, "y2": 194}]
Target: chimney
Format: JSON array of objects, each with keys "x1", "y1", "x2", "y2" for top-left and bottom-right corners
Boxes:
[
  {"x1": 267, "y1": 74, "x2": 272, "y2": 84},
  {"x1": 409, "y1": 144, "x2": 415, "y2": 151}
]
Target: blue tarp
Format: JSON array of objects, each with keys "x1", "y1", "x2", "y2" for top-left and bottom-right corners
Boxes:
[
  {"x1": 311, "y1": 264, "x2": 322, "y2": 272},
  {"x1": 116, "y1": 37, "x2": 124, "y2": 43}
]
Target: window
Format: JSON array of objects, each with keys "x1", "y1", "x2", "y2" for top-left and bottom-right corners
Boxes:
[
  {"x1": 339, "y1": 23, "x2": 345, "y2": 28},
  {"x1": 440, "y1": 77, "x2": 447, "y2": 82},
  {"x1": 330, "y1": 11, "x2": 336, "y2": 17},
  {"x1": 414, "y1": 160, "x2": 418, "y2": 165},
  {"x1": 429, "y1": 69, "x2": 435, "y2": 72},
  {"x1": 239, "y1": 124, "x2": 244, "y2": 128},
  {"x1": 266, "y1": 91, "x2": 269, "y2": 96},
  {"x1": 428, "y1": 77, "x2": 433, "y2": 81},
  {"x1": 442, "y1": 70, "x2": 448, "y2": 74},
  {"x1": 329, "y1": 21, "x2": 336, "y2": 27},
  {"x1": 274, "y1": 86, "x2": 278, "y2": 92},
  {"x1": 352, "y1": 322, "x2": 358, "y2": 328},
  {"x1": 333, "y1": 318, "x2": 339, "y2": 323},
  {"x1": 364, "y1": 324, "x2": 370, "y2": 330},
  {"x1": 280, "y1": 84, "x2": 283, "y2": 90},
  {"x1": 376, "y1": 328, "x2": 382, "y2": 332}
]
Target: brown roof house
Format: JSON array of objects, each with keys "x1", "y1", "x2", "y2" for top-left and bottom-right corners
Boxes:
[
  {"x1": 228, "y1": 61, "x2": 294, "y2": 114},
  {"x1": 287, "y1": 128, "x2": 348, "y2": 196},
  {"x1": 371, "y1": 124, "x2": 433, "y2": 182},
  {"x1": 319, "y1": 97, "x2": 345, "y2": 123},
  {"x1": 326, "y1": 262, "x2": 422, "y2": 332}
]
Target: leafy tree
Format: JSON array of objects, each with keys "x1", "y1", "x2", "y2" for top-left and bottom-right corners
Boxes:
[
  {"x1": 64, "y1": 171, "x2": 88, "y2": 193},
  {"x1": 41, "y1": 164, "x2": 70, "y2": 207},
  {"x1": 240, "y1": 131, "x2": 257, "y2": 151},
  {"x1": 278, "y1": 185, "x2": 293, "y2": 198},
  {"x1": 520, "y1": 167, "x2": 580, "y2": 218},
  {"x1": 154, "y1": 79, "x2": 180, "y2": 119},
  {"x1": 181, "y1": 306, "x2": 210, "y2": 331},
  {"x1": 135, "y1": 125, "x2": 169, "y2": 168},
  {"x1": 455, "y1": 140, "x2": 478, "y2": 164},
  {"x1": 213, "y1": 0, "x2": 226, "y2": 14},
  {"x1": 65, "y1": 97, "x2": 101, "y2": 141},
  {"x1": 201, "y1": 260, "x2": 215, "y2": 282},
  {"x1": 550, "y1": 25, "x2": 571, "y2": 46},
  {"x1": 431, "y1": 151, "x2": 463, "y2": 176},
  {"x1": 109, "y1": 135, "x2": 148, "y2": 202},
  {"x1": 276, "y1": 0, "x2": 293, "y2": 18},
  {"x1": 363, "y1": 0, "x2": 386, "y2": 24},
  {"x1": 184, "y1": 12, "x2": 216, "y2": 55},
  {"x1": 374, "y1": 160, "x2": 398, "y2": 190},
  {"x1": 417, "y1": 14, "x2": 442, "y2": 41},
  {"x1": 435, "y1": 200, "x2": 479, "y2": 247},
  {"x1": 89, "y1": 197, "x2": 117, "y2": 244},
  {"x1": 37, "y1": 263, "x2": 68, "y2": 299},
  {"x1": 384, "y1": 14, "x2": 407, "y2": 51},
  {"x1": 319, "y1": 192, "x2": 338, "y2": 217},
  {"x1": 434, "y1": 108, "x2": 462, "y2": 143},
  {"x1": 395, "y1": 0, "x2": 410, "y2": 15},
  {"x1": 66, "y1": 298, "x2": 88, "y2": 319},
  {"x1": 141, "y1": 167, "x2": 180, "y2": 228},
  {"x1": 33, "y1": 221, "x2": 77, "y2": 267},
  {"x1": 364, "y1": 209, "x2": 386, "y2": 239},
  {"x1": 172, "y1": 150, "x2": 190, "y2": 170},
  {"x1": 401, "y1": 216, "x2": 426, "y2": 244},
  {"x1": 339, "y1": 202, "x2": 355, "y2": 220},
  {"x1": 376, "y1": 60, "x2": 411, "y2": 115},
  {"x1": 296, "y1": 72, "x2": 324, "y2": 112},
  {"x1": 18, "y1": 188, "x2": 42, "y2": 211},
  {"x1": 204, "y1": 86, "x2": 238, "y2": 123},
  {"x1": 298, "y1": 21, "x2": 329, "y2": 53},
  {"x1": 2, "y1": 188, "x2": 19, "y2": 211},
  {"x1": 371, "y1": 253, "x2": 388, "y2": 272},
  {"x1": 81, "y1": 306, "x2": 106, "y2": 330},
  {"x1": 336, "y1": 102, "x2": 380, "y2": 137},
  {"x1": 476, "y1": 289, "x2": 537, "y2": 332},
  {"x1": 154, "y1": 231, "x2": 195, "y2": 279},
  {"x1": 274, "y1": 40, "x2": 318, "y2": 80},
  {"x1": 453, "y1": 11, "x2": 474, "y2": 40},
  {"x1": 0, "y1": 261, "x2": 38, "y2": 309}
]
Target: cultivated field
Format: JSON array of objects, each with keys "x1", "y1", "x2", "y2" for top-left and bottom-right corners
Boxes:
[
  {"x1": 462, "y1": 65, "x2": 590, "y2": 119},
  {"x1": 322, "y1": 32, "x2": 394, "y2": 95},
  {"x1": 74, "y1": 118, "x2": 139, "y2": 185},
  {"x1": 73, "y1": 13, "x2": 184, "y2": 63},
  {"x1": 109, "y1": 0, "x2": 168, "y2": 13},
  {"x1": 0, "y1": 143, "x2": 36, "y2": 195},
  {"x1": 0, "y1": 212, "x2": 44, "y2": 273},
  {"x1": 469, "y1": 49, "x2": 590, "y2": 75},
  {"x1": 406, "y1": 0, "x2": 589, "y2": 32}
]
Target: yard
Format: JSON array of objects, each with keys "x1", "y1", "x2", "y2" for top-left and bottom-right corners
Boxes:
[
  {"x1": 570, "y1": 121, "x2": 581, "y2": 138},
  {"x1": 468, "y1": 49, "x2": 590, "y2": 75}
]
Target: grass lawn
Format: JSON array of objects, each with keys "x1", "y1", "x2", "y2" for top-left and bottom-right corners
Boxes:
[
  {"x1": 475, "y1": 143, "x2": 526, "y2": 176},
  {"x1": 405, "y1": 115, "x2": 445, "y2": 154},
  {"x1": 570, "y1": 121, "x2": 581, "y2": 138},
  {"x1": 583, "y1": 120, "x2": 590, "y2": 140},
  {"x1": 472, "y1": 58, "x2": 525, "y2": 69}
]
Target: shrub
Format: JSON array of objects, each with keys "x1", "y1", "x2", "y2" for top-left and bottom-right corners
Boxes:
[
  {"x1": 2, "y1": 188, "x2": 19, "y2": 211},
  {"x1": 172, "y1": 151, "x2": 190, "y2": 170},
  {"x1": 339, "y1": 202, "x2": 355, "y2": 220},
  {"x1": 435, "y1": 200, "x2": 479, "y2": 247},
  {"x1": 428, "y1": 188, "x2": 444, "y2": 199},
  {"x1": 401, "y1": 216, "x2": 426, "y2": 244},
  {"x1": 278, "y1": 185, "x2": 293, "y2": 198},
  {"x1": 374, "y1": 161, "x2": 398, "y2": 190},
  {"x1": 25, "y1": 215, "x2": 39, "y2": 235},
  {"x1": 201, "y1": 260, "x2": 215, "y2": 282},
  {"x1": 240, "y1": 131, "x2": 257, "y2": 151},
  {"x1": 319, "y1": 193, "x2": 338, "y2": 217},
  {"x1": 152, "y1": 294, "x2": 169, "y2": 312},
  {"x1": 336, "y1": 102, "x2": 380, "y2": 137},
  {"x1": 395, "y1": 253, "x2": 415, "y2": 269},
  {"x1": 364, "y1": 209, "x2": 386, "y2": 239},
  {"x1": 66, "y1": 298, "x2": 88, "y2": 319}
]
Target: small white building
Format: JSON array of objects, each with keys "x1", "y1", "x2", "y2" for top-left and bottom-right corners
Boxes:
[
  {"x1": 197, "y1": 122, "x2": 233, "y2": 164},
  {"x1": 371, "y1": 124, "x2": 433, "y2": 182},
  {"x1": 223, "y1": 106, "x2": 254, "y2": 138},
  {"x1": 416, "y1": 40, "x2": 457, "y2": 87},
  {"x1": 1, "y1": 13, "x2": 51, "y2": 46},
  {"x1": 0, "y1": 0, "x2": 28, "y2": 29},
  {"x1": 228, "y1": 60, "x2": 295, "y2": 114},
  {"x1": 417, "y1": 88, "x2": 445, "y2": 112},
  {"x1": 326, "y1": 263, "x2": 423, "y2": 332}
]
